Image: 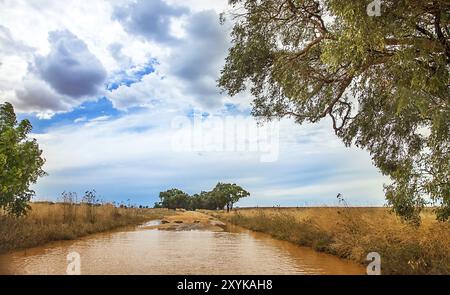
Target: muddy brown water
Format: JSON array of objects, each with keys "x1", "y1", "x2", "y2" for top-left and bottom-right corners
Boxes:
[{"x1": 0, "y1": 221, "x2": 365, "y2": 275}]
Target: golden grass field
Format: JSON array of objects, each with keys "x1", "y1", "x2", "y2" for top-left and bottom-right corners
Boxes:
[
  {"x1": 211, "y1": 207, "x2": 450, "y2": 275},
  {"x1": 0, "y1": 202, "x2": 172, "y2": 254}
]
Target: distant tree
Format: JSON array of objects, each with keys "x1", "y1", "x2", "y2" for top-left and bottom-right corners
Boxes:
[
  {"x1": 219, "y1": 0, "x2": 449, "y2": 223},
  {"x1": 0, "y1": 102, "x2": 46, "y2": 216},
  {"x1": 159, "y1": 188, "x2": 190, "y2": 210},
  {"x1": 209, "y1": 184, "x2": 228, "y2": 210},
  {"x1": 191, "y1": 191, "x2": 216, "y2": 210},
  {"x1": 158, "y1": 184, "x2": 250, "y2": 211},
  {"x1": 212, "y1": 183, "x2": 250, "y2": 212},
  {"x1": 190, "y1": 193, "x2": 200, "y2": 210}
]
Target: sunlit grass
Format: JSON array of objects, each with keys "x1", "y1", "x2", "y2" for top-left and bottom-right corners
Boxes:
[
  {"x1": 212, "y1": 207, "x2": 450, "y2": 275},
  {"x1": 0, "y1": 202, "x2": 171, "y2": 254}
]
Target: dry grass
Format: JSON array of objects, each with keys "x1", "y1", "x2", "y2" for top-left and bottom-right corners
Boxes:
[
  {"x1": 212, "y1": 207, "x2": 450, "y2": 275},
  {"x1": 0, "y1": 202, "x2": 172, "y2": 254}
]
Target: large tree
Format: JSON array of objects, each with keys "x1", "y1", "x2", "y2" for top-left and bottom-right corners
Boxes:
[
  {"x1": 219, "y1": 0, "x2": 449, "y2": 222},
  {"x1": 0, "y1": 102, "x2": 46, "y2": 216},
  {"x1": 212, "y1": 182, "x2": 250, "y2": 212}
]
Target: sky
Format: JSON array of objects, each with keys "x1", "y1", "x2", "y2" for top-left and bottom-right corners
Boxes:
[{"x1": 0, "y1": 0, "x2": 389, "y2": 207}]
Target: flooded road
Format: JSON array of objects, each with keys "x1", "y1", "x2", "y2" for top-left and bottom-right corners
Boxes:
[{"x1": 0, "y1": 215, "x2": 364, "y2": 275}]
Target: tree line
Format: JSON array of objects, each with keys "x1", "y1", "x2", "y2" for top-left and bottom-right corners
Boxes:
[{"x1": 154, "y1": 183, "x2": 250, "y2": 212}]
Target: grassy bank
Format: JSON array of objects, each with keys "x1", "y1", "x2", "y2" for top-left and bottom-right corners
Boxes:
[
  {"x1": 0, "y1": 202, "x2": 172, "y2": 254},
  {"x1": 211, "y1": 207, "x2": 450, "y2": 275}
]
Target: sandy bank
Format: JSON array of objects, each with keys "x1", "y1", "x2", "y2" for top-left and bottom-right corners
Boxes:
[{"x1": 140, "y1": 211, "x2": 226, "y2": 231}]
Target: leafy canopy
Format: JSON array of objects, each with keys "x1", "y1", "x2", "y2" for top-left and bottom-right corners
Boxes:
[
  {"x1": 219, "y1": 0, "x2": 449, "y2": 222},
  {"x1": 157, "y1": 183, "x2": 250, "y2": 211},
  {"x1": 211, "y1": 182, "x2": 250, "y2": 211},
  {"x1": 159, "y1": 188, "x2": 191, "y2": 210},
  {"x1": 0, "y1": 102, "x2": 46, "y2": 216}
]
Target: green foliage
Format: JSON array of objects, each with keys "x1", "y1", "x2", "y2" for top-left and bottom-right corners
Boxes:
[
  {"x1": 0, "y1": 102, "x2": 46, "y2": 216},
  {"x1": 156, "y1": 183, "x2": 250, "y2": 211},
  {"x1": 211, "y1": 182, "x2": 250, "y2": 212},
  {"x1": 159, "y1": 188, "x2": 190, "y2": 210},
  {"x1": 219, "y1": 0, "x2": 450, "y2": 222}
]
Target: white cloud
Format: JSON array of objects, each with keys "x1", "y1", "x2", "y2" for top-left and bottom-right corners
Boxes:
[
  {"x1": 113, "y1": 0, "x2": 189, "y2": 44},
  {"x1": 1, "y1": 0, "x2": 236, "y2": 115},
  {"x1": 0, "y1": 0, "x2": 159, "y2": 115},
  {"x1": 107, "y1": 4, "x2": 233, "y2": 111},
  {"x1": 74, "y1": 116, "x2": 87, "y2": 123},
  {"x1": 32, "y1": 109, "x2": 388, "y2": 205}
]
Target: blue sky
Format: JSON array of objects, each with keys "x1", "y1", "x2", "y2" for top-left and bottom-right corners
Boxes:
[{"x1": 0, "y1": 0, "x2": 388, "y2": 207}]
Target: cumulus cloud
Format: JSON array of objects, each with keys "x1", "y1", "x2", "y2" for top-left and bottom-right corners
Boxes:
[
  {"x1": 2, "y1": 0, "x2": 234, "y2": 114},
  {"x1": 113, "y1": 0, "x2": 189, "y2": 44},
  {"x1": 35, "y1": 30, "x2": 106, "y2": 98},
  {"x1": 108, "y1": 7, "x2": 232, "y2": 110},
  {"x1": 169, "y1": 10, "x2": 231, "y2": 108},
  {"x1": 14, "y1": 77, "x2": 73, "y2": 114},
  {"x1": 171, "y1": 10, "x2": 229, "y2": 80},
  {"x1": 107, "y1": 72, "x2": 170, "y2": 110},
  {"x1": 6, "y1": 29, "x2": 107, "y2": 117}
]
